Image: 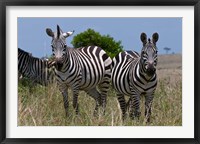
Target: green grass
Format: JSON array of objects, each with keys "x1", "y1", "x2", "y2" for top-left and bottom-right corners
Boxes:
[{"x1": 18, "y1": 75, "x2": 182, "y2": 126}]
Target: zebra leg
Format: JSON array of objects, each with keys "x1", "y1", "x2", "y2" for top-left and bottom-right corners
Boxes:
[
  {"x1": 129, "y1": 95, "x2": 141, "y2": 120},
  {"x1": 72, "y1": 87, "x2": 80, "y2": 115},
  {"x1": 145, "y1": 94, "x2": 154, "y2": 123},
  {"x1": 99, "y1": 72, "x2": 111, "y2": 114},
  {"x1": 126, "y1": 97, "x2": 134, "y2": 118},
  {"x1": 59, "y1": 85, "x2": 69, "y2": 117},
  {"x1": 117, "y1": 93, "x2": 127, "y2": 120},
  {"x1": 62, "y1": 90, "x2": 69, "y2": 117},
  {"x1": 86, "y1": 88, "x2": 101, "y2": 116}
]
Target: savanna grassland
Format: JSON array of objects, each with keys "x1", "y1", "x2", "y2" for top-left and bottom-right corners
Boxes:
[{"x1": 18, "y1": 54, "x2": 182, "y2": 126}]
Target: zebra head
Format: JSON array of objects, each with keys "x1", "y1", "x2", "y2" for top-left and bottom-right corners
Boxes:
[
  {"x1": 140, "y1": 32, "x2": 159, "y2": 77},
  {"x1": 46, "y1": 25, "x2": 74, "y2": 65}
]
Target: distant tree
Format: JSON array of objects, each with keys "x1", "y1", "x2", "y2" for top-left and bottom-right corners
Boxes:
[
  {"x1": 71, "y1": 29, "x2": 123, "y2": 58},
  {"x1": 164, "y1": 47, "x2": 171, "y2": 54}
]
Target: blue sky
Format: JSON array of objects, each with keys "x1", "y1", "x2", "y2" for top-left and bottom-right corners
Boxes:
[{"x1": 18, "y1": 17, "x2": 182, "y2": 58}]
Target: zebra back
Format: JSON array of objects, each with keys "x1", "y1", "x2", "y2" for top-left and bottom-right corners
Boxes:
[{"x1": 18, "y1": 48, "x2": 55, "y2": 86}]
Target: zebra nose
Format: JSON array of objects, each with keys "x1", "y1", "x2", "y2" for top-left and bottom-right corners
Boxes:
[
  {"x1": 56, "y1": 57, "x2": 63, "y2": 64},
  {"x1": 148, "y1": 63, "x2": 155, "y2": 70},
  {"x1": 148, "y1": 60, "x2": 154, "y2": 66},
  {"x1": 147, "y1": 62, "x2": 156, "y2": 75}
]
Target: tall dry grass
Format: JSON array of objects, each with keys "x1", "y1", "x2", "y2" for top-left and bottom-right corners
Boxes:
[{"x1": 18, "y1": 54, "x2": 182, "y2": 126}]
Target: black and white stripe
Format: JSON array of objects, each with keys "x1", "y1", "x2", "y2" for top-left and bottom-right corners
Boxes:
[
  {"x1": 112, "y1": 33, "x2": 159, "y2": 122},
  {"x1": 18, "y1": 48, "x2": 55, "y2": 86},
  {"x1": 46, "y1": 25, "x2": 112, "y2": 116}
]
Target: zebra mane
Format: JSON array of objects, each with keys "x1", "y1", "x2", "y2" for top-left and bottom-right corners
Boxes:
[
  {"x1": 18, "y1": 48, "x2": 48, "y2": 62},
  {"x1": 18, "y1": 48, "x2": 33, "y2": 57},
  {"x1": 57, "y1": 25, "x2": 61, "y2": 39},
  {"x1": 148, "y1": 38, "x2": 151, "y2": 43}
]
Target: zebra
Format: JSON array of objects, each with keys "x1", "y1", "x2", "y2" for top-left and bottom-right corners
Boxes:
[
  {"x1": 111, "y1": 32, "x2": 159, "y2": 122},
  {"x1": 18, "y1": 48, "x2": 55, "y2": 86},
  {"x1": 46, "y1": 25, "x2": 112, "y2": 116}
]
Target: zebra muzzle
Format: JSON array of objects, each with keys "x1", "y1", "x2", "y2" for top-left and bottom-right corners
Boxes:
[
  {"x1": 146, "y1": 66, "x2": 156, "y2": 76},
  {"x1": 55, "y1": 58, "x2": 64, "y2": 70}
]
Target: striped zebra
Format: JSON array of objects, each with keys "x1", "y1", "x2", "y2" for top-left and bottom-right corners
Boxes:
[
  {"x1": 18, "y1": 48, "x2": 55, "y2": 86},
  {"x1": 112, "y1": 32, "x2": 159, "y2": 122},
  {"x1": 46, "y1": 25, "x2": 112, "y2": 116}
]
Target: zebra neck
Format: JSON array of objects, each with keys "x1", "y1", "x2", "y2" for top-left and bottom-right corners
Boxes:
[
  {"x1": 62, "y1": 51, "x2": 76, "y2": 72},
  {"x1": 64, "y1": 57, "x2": 71, "y2": 70}
]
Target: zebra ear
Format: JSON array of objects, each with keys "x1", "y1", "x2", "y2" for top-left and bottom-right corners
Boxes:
[
  {"x1": 140, "y1": 33, "x2": 147, "y2": 46},
  {"x1": 46, "y1": 28, "x2": 54, "y2": 37},
  {"x1": 152, "y1": 33, "x2": 159, "y2": 44},
  {"x1": 63, "y1": 30, "x2": 75, "y2": 38}
]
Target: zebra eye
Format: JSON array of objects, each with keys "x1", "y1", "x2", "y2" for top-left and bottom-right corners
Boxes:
[{"x1": 142, "y1": 51, "x2": 147, "y2": 57}]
